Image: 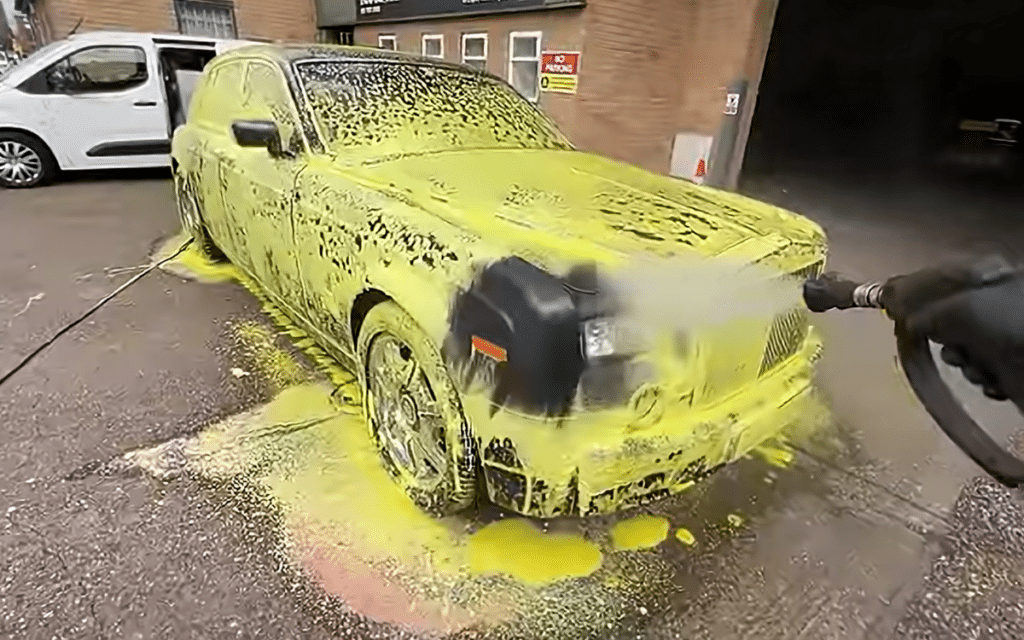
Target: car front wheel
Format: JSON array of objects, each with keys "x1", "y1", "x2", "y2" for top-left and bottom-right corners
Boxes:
[
  {"x1": 0, "y1": 132, "x2": 57, "y2": 189},
  {"x1": 357, "y1": 300, "x2": 477, "y2": 516}
]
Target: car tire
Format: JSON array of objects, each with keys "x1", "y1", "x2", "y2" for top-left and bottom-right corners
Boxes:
[
  {"x1": 174, "y1": 172, "x2": 226, "y2": 262},
  {"x1": 357, "y1": 300, "x2": 477, "y2": 516},
  {"x1": 0, "y1": 132, "x2": 57, "y2": 189}
]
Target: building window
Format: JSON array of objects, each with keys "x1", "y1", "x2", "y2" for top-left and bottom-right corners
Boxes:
[
  {"x1": 509, "y1": 31, "x2": 541, "y2": 101},
  {"x1": 319, "y1": 28, "x2": 353, "y2": 45},
  {"x1": 461, "y1": 33, "x2": 487, "y2": 71},
  {"x1": 175, "y1": 0, "x2": 237, "y2": 39},
  {"x1": 422, "y1": 34, "x2": 443, "y2": 59},
  {"x1": 378, "y1": 34, "x2": 396, "y2": 50}
]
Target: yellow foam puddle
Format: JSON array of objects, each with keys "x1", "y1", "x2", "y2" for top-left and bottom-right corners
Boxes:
[
  {"x1": 675, "y1": 528, "x2": 696, "y2": 547},
  {"x1": 190, "y1": 383, "x2": 603, "y2": 586},
  {"x1": 158, "y1": 234, "x2": 357, "y2": 393},
  {"x1": 609, "y1": 515, "x2": 670, "y2": 551},
  {"x1": 156, "y1": 232, "x2": 239, "y2": 283},
  {"x1": 468, "y1": 519, "x2": 603, "y2": 586},
  {"x1": 233, "y1": 320, "x2": 312, "y2": 389},
  {"x1": 127, "y1": 379, "x2": 651, "y2": 636}
]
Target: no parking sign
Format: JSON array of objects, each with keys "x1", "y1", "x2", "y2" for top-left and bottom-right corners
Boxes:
[{"x1": 540, "y1": 51, "x2": 580, "y2": 94}]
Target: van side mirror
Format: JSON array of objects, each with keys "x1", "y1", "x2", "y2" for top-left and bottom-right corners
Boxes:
[{"x1": 231, "y1": 120, "x2": 289, "y2": 158}]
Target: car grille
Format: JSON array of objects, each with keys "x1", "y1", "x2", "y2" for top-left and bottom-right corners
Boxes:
[{"x1": 759, "y1": 260, "x2": 824, "y2": 376}]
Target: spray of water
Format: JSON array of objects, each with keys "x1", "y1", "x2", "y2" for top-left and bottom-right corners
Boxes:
[{"x1": 603, "y1": 255, "x2": 804, "y2": 345}]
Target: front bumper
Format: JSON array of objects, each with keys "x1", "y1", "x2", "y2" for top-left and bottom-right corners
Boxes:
[{"x1": 476, "y1": 330, "x2": 824, "y2": 517}]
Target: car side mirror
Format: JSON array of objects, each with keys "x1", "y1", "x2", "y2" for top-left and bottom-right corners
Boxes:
[{"x1": 231, "y1": 120, "x2": 289, "y2": 158}]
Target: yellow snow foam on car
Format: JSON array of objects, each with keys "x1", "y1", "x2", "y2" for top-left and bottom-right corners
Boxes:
[{"x1": 171, "y1": 43, "x2": 830, "y2": 517}]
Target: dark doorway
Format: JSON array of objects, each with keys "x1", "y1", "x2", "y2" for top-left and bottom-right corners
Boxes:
[{"x1": 741, "y1": 0, "x2": 1024, "y2": 189}]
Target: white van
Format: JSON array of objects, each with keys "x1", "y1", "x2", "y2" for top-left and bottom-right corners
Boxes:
[{"x1": 0, "y1": 31, "x2": 257, "y2": 188}]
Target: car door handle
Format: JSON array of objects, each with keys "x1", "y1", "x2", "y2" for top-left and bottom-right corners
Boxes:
[{"x1": 134, "y1": 100, "x2": 157, "y2": 107}]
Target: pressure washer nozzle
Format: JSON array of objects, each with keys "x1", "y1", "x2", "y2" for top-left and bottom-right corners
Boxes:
[{"x1": 803, "y1": 274, "x2": 884, "y2": 313}]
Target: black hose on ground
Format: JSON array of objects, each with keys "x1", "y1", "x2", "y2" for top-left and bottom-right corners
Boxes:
[{"x1": 0, "y1": 237, "x2": 194, "y2": 392}]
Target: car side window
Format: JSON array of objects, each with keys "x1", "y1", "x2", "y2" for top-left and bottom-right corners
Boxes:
[
  {"x1": 190, "y1": 62, "x2": 245, "y2": 130},
  {"x1": 43, "y1": 46, "x2": 148, "y2": 94},
  {"x1": 238, "y1": 62, "x2": 300, "y2": 152}
]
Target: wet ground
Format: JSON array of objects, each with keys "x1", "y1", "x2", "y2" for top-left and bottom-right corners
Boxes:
[{"x1": 2, "y1": 168, "x2": 1024, "y2": 639}]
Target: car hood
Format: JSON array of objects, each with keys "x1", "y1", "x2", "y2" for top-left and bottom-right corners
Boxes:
[{"x1": 338, "y1": 148, "x2": 825, "y2": 270}]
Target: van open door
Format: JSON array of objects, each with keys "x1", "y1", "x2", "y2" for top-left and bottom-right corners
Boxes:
[{"x1": 158, "y1": 39, "x2": 258, "y2": 135}]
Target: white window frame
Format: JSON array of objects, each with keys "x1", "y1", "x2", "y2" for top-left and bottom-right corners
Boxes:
[
  {"x1": 461, "y1": 32, "x2": 487, "y2": 70},
  {"x1": 508, "y1": 30, "x2": 542, "y2": 102},
  {"x1": 421, "y1": 34, "x2": 444, "y2": 59},
  {"x1": 377, "y1": 34, "x2": 397, "y2": 50}
]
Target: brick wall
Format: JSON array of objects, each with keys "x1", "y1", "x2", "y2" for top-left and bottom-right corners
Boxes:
[
  {"x1": 357, "y1": 0, "x2": 775, "y2": 176},
  {"x1": 574, "y1": 0, "x2": 695, "y2": 172},
  {"x1": 36, "y1": 0, "x2": 175, "y2": 39},
  {"x1": 33, "y1": 0, "x2": 316, "y2": 44},
  {"x1": 235, "y1": 0, "x2": 317, "y2": 43},
  {"x1": 677, "y1": 0, "x2": 773, "y2": 135}
]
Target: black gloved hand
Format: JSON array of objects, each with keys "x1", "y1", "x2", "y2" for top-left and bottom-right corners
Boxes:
[{"x1": 880, "y1": 255, "x2": 1024, "y2": 410}]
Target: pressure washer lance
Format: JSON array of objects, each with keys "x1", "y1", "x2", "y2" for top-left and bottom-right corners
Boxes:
[
  {"x1": 802, "y1": 269, "x2": 1024, "y2": 488},
  {"x1": 803, "y1": 276, "x2": 885, "y2": 313}
]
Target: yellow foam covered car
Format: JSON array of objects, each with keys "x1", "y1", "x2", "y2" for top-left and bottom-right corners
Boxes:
[{"x1": 171, "y1": 44, "x2": 827, "y2": 518}]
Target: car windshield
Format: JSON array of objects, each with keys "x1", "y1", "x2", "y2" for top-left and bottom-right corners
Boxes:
[
  {"x1": 0, "y1": 41, "x2": 64, "y2": 81},
  {"x1": 294, "y1": 60, "x2": 574, "y2": 160}
]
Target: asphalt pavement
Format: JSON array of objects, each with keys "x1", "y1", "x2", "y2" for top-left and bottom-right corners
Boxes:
[{"x1": 2, "y1": 168, "x2": 1024, "y2": 640}]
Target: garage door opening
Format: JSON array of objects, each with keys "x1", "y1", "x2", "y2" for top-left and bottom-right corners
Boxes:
[{"x1": 740, "y1": 0, "x2": 1024, "y2": 209}]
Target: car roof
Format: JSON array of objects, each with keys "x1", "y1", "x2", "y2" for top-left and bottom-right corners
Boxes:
[{"x1": 217, "y1": 43, "x2": 482, "y2": 75}]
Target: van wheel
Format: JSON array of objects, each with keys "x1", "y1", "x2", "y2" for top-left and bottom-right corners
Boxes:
[{"x1": 0, "y1": 132, "x2": 57, "y2": 189}]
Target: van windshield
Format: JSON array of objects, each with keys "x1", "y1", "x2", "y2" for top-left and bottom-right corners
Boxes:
[{"x1": 0, "y1": 41, "x2": 65, "y2": 81}]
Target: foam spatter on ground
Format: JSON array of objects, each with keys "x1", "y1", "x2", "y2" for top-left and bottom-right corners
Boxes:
[
  {"x1": 145, "y1": 237, "x2": 830, "y2": 637},
  {"x1": 126, "y1": 379, "x2": 684, "y2": 637}
]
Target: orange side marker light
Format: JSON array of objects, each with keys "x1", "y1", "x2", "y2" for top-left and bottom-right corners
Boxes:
[{"x1": 471, "y1": 335, "x2": 508, "y2": 362}]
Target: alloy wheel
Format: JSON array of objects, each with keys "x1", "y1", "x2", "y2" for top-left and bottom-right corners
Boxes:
[
  {"x1": 366, "y1": 332, "x2": 449, "y2": 490},
  {"x1": 0, "y1": 141, "x2": 43, "y2": 187}
]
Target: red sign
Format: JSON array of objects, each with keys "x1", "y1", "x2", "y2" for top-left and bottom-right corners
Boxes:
[
  {"x1": 541, "y1": 52, "x2": 580, "y2": 76},
  {"x1": 694, "y1": 158, "x2": 706, "y2": 179}
]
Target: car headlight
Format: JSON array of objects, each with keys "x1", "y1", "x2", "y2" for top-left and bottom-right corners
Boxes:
[
  {"x1": 581, "y1": 316, "x2": 647, "y2": 359},
  {"x1": 576, "y1": 315, "x2": 660, "y2": 410},
  {"x1": 582, "y1": 317, "x2": 616, "y2": 358}
]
